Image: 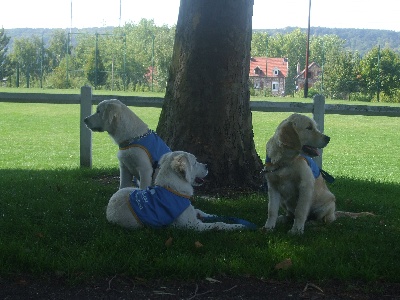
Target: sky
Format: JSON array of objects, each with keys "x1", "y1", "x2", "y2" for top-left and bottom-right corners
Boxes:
[{"x1": 1, "y1": 0, "x2": 400, "y2": 32}]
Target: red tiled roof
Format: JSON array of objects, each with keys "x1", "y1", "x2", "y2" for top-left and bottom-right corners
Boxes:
[{"x1": 249, "y1": 57, "x2": 288, "y2": 78}]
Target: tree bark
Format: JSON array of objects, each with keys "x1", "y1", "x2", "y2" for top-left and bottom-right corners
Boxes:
[{"x1": 157, "y1": 0, "x2": 262, "y2": 193}]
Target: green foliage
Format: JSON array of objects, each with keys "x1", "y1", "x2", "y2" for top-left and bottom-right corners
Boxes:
[
  {"x1": 0, "y1": 27, "x2": 13, "y2": 81},
  {"x1": 3, "y1": 20, "x2": 174, "y2": 91},
  {"x1": 84, "y1": 49, "x2": 107, "y2": 88},
  {"x1": 47, "y1": 29, "x2": 68, "y2": 68},
  {"x1": 359, "y1": 46, "x2": 400, "y2": 99},
  {"x1": 323, "y1": 50, "x2": 361, "y2": 99},
  {"x1": 3, "y1": 24, "x2": 400, "y2": 102},
  {"x1": 46, "y1": 56, "x2": 72, "y2": 89},
  {"x1": 9, "y1": 36, "x2": 44, "y2": 87}
]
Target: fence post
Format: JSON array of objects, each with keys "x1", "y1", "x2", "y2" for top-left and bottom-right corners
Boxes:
[
  {"x1": 312, "y1": 94, "x2": 325, "y2": 168},
  {"x1": 80, "y1": 86, "x2": 92, "y2": 168}
]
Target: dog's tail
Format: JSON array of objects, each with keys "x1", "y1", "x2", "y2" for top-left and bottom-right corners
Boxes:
[
  {"x1": 201, "y1": 216, "x2": 258, "y2": 230},
  {"x1": 335, "y1": 211, "x2": 375, "y2": 219}
]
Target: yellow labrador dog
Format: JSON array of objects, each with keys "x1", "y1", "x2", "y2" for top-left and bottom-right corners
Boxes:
[
  {"x1": 263, "y1": 113, "x2": 336, "y2": 234},
  {"x1": 106, "y1": 151, "x2": 246, "y2": 231},
  {"x1": 84, "y1": 99, "x2": 170, "y2": 189}
]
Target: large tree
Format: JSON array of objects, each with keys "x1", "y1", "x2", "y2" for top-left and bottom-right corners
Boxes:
[
  {"x1": 0, "y1": 27, "x2": 13, "y2": 84},
  {"x1": 359, "y1": 46, "x2": 400, "y2": 99},
  {"x1": 157, "y1": 0, "x2": 262, "y2": 193},
  {"x1": 10, "y1": 36, "x2": 44, "y2": 87}
]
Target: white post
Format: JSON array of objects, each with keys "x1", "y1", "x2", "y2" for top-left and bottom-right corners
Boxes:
[
  {"x1": 312, "y1": 94, "x2": 325, "y2": 169},
  {"x1": 80, "y1": 86, "x2": 92, "y2": 168}
]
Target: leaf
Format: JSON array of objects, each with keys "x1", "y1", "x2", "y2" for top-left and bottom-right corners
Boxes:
[
  {"x1": 274, "y1": 258, "x2": 292, "y2": 270},
  {"x1": 206, "y1": 277, "x2": 221, "y2": 283},
  {"x1": 303, "y1": 282, "x2": 324, "y2": 293},
  {"x1": 165, "y1": 237, "x2": 173, "y2": 247}
]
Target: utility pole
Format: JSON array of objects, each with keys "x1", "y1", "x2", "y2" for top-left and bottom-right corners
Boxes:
[
  {"x1": 119, "y1": 0, "x2": 122, "y2": 27},
  {"x1": 151, "y1": 34, "x2": 155, "y2": 92},
  {"x1": 265, "y1": 36, "x2": 268, "y2": 88},
  {"x1": 70, "y1": 0, "x2": 72, "y2": 34},
  {"x1": 304, "y1": 0, "x2": 311, "y2": 98},
  {"x1": 377, "y1": 44, "x2": 381, "y2": 102},
  {"x1": 95, "y1": 33, "x2": 98, "y2": 89},
  {"x1": 40, "y1": 33, "x2": 44, "y2": 88},
  {"x1": 321, "y1": 40, "x2": 324, "y2": 94}
]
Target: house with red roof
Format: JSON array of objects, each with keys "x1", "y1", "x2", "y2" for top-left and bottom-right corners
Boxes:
[
  {"x1": 249, "y1": 57, "x2": 289, "y2": 96},
  {"x1": 294, "y1": 62, "x2": 321, "y2": 91}
]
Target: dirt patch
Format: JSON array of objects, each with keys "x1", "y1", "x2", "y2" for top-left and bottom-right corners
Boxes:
[{"x1": 1, "y1": 275, "x2": 399, "y2": 299}]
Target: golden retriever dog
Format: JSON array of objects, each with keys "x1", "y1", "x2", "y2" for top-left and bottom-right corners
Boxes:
[
  {"x1": 263, "y1": 113, "x2": 336, "y2": 234},
  {"x1": 84, "y1": 99, "x2": 170, "y2": 189},
  {"x1": 106, "y1": 151, "x2": 246, "y2": 231}
]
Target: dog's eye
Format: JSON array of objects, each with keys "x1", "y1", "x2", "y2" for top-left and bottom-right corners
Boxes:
[{"x1": 306, "y1": 125, "x2": 313, "y2": 130}]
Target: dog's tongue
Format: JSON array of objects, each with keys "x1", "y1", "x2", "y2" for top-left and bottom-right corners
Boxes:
[{"x1": 302, "y1": 145, "x2": 320, "y2": 157}]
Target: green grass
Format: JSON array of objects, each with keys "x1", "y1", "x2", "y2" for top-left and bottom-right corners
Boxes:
[{"x1": 1, "y1": 102, "x2": 400, "y2": 285}]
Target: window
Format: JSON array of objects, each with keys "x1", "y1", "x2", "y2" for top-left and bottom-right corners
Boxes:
[
  {"x1": 272, "y1": 82, "x2": 279, "y2": 91},
  {"x1": 273, "y1": 68, "x2": 279, "y2": 76}
]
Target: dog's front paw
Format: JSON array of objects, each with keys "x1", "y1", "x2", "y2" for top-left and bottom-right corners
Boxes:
[{"x1": 263, "y1": 224, "x2": 275, "y2": 232}]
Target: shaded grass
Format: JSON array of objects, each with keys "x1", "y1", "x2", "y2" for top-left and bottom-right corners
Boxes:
[{"x1": 0, "y1": 102, "x2": 400, "y2": 284}]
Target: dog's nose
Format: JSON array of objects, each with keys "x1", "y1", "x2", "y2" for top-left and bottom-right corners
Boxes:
[
  {"x1": 324, "y1": 135, "x2": 330, "y2": 144},
  {"x1": 83, "y1": 117, "x2": 89, "y2": 124}
]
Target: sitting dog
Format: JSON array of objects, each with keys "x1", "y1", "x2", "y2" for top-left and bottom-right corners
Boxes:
[
  {"x1": 263, "y1": 113, "x2": 336, "y2": 234},
  {"x1": 84, "y1": 99, "x2": 170, "y2": 189},
  {"x1": 106, "y1": 151, "x2": 246, "y2": 231}
]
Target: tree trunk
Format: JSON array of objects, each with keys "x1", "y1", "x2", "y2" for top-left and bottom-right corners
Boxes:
[{"x1": 157, "y1": 0, "x2": 262, "y2": 193}]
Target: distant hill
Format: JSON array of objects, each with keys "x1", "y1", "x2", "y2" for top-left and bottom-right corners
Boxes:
[
  {"x1": 4, "y1": 26, "x2": 400, "y2": 55},
  {"x1": 254, "y1": 27, "x2": 400, "y2": 55},
  {"x1": 3, "y1": 27, "x2": 115, "y2": 51}
]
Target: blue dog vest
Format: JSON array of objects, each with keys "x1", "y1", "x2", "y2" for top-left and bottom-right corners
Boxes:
[
  {"x1": 265, "y1": 154, "x2": 320, "y2": 178},
  {"x1": 119, "y1": 130, "x2": 171, "y2": 168},
  {"x1": 127, "y1": 186, "x2": 191, "y2": 228}
]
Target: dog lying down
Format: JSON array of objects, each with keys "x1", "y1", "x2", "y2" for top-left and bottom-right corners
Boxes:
[
  {"x1": 263, "y1": 113, "x2": 372, "y2": 234},
  {"x1": 106, "y1": 151, "x2": 247, "y2": 231},
  {"x1": 84, "y1": 99, "x2": 170, "y2": 189}
]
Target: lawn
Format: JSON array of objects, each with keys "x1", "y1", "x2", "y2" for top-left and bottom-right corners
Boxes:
[{"x1": 0, "y1": 101, "x2": 400, "y2": 287}]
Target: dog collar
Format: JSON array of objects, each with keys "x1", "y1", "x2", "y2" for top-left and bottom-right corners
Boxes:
[
  {"x1": 161, "y1": 186, "x2": 192, "y2": 200},
  {"x1": 119, "y1": 129, "x2": 153, "y2": 149}
]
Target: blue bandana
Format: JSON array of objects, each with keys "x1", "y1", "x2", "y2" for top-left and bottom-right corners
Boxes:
[
  {"x1": 120, "y1": 130, "x2": 171, "y2": 168},
  {"x1": 300, "y1": 154, "x2": 321, "y2": 178},
  {"x1": 127, "y1": 186, "x2": 191, "y2": 228}
]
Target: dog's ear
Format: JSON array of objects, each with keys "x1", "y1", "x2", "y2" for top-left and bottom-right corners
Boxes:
[
  {"x1": 266, "y1": 137, "x2": 282, "y2": 164},
  {"x1": 278, "y1": 121, "x2": 301, "y2": 150},
  {"x1": 171, "y1": 154, "x2": 191, "y2": 182},
  {"x1": 104, "y1": 102, "x2": 119, "y2": 126},
  {"x1": 158, "y1": 152, "x2": 171, "y2": 167}
]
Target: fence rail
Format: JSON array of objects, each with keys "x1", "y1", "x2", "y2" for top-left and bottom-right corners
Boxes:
[
  {"x1": 1, "y1": 90, "x2": 399, "y2": 116},
  {"x1": 1, "y1": 86, "x2": 399, "y2": 168}
]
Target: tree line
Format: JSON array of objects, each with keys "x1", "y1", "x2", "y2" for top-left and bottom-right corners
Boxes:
[
  {"x1": 1, "y1": 22, "x2": 400, "y2": 102},
  {"x1": 0, "y1": 19, "x2": 175, "y2": 92},
  {"x1": 251, "y1": 29, "x2": 400, "y2": 102}
]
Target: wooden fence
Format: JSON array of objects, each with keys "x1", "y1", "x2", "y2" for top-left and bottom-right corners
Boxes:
[{"x1": 1, "y1": 86, "x2": 399, "y2": 168}]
